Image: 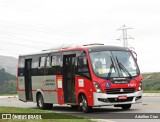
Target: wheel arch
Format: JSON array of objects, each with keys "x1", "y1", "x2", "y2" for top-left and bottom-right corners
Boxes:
[
  {"x1": 36, "y1": 89, "x2": 44, "y2": 102},
  {"x1": 77, "y1": 90, "x2": 93, "y2": 106}
]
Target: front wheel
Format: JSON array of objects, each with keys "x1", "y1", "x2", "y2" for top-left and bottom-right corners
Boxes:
[
  {"x1": 121, "y1": 104, "x2": 132, "y2": 110},
  {"x1": 79, "y1": 94, "x2": 92, "y2": 113}
]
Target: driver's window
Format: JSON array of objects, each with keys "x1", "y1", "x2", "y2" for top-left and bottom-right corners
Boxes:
[{"x1": 77, "y1": 52, "x2": 90, "y2": 79}]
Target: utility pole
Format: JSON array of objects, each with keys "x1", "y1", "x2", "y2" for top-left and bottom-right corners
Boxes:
[{"x1": 117, "y1": 25, "x2": 134, "y2": 47}]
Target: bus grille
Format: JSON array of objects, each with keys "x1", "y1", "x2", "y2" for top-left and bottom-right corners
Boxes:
[
  {"x1": 106, "y1": 88, "x2": 135, "y2": 94},
  {"x1": 108, "y1": 97, "x2": 133, "y2": 103}
]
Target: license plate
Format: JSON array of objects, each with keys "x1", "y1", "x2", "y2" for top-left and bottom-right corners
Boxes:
[{"x1": 118, "y1": 96, "x2": 127, "y2": 100}]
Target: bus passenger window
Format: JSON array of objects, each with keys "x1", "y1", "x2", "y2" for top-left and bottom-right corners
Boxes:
[
  {"x1": 51, "y1": 55, "x2": 62, "y2": 75},
  {"x1": 51, "y1": 56, "x2": 57, "y2": 66},
  {"x1": 57, "y1": 56, "x2": 62, "y2": 66},
  {"x1": 46, "y1": 56, "x2": 51, "y2": 67},
  {"x1": 19, "y1": 58, "x2": 25, "y2": 68},
  {"x1": 39, "y1": 57, "x2": 45, "y2": 67},
  {"x1": 18, "y1": 58, "x2": 25, "y2": 76},
  {"x1": 32, "y1": 60, "x2": 38, "y2": 68}
]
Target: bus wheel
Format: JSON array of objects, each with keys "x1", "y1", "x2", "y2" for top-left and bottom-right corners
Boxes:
[
  {"x1": 79, "y1": 94, "x2": 92, "y2": 113},
  {"x1": 37, "y1": 94, "x2": 44, "y2": 109},
  {"x1": 37, "y1": 94, "x2": 53, "y2": 110},
  {"x1": 121, "y1": 104, "x2": 132, "y2": 110}
]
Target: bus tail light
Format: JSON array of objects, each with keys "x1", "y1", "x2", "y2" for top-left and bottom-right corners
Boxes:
[{"x1": 94, "y1": 82, "x2": 102, "y2": 93}]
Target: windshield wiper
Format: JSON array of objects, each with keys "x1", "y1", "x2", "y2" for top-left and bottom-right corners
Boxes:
[
  {"x1": 115, "y1": 57, "x2": 132, "y2": 79},
  {"x1": 107, "y1": 56, "x2": 115, "y2": 79}
]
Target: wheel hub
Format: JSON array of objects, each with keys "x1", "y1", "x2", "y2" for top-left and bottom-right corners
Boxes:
[{"x1": 82, "y1": 99, "x2": 87, "y2": 110}]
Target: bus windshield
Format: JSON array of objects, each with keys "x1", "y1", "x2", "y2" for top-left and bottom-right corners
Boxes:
[{"x1": 89, "y1": 51, "x2": 139, "y2": 78}]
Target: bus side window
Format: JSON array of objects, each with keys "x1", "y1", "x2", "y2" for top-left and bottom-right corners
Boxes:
[
  {"x1": 32, "y1": 58, "x2": 38, "y2": 68},
  {"x1": 51, "y1": 55, "x2": 62, "y2": 74},
  {"x1": 18, "y1": 58, "x2": 25, "y2": 76},
  {"x1": 51, "y1": 56, "x2": 57, "y2": 66},
  {"x1": 57, "y1": 55, "x2": 62, "y2": 67},
  {"x1": 19, "y1": 58, "x2": 25, "y2": 68},
  {"x1": 46, "y1": 56, "x2": 51, "y2": 67},
  {"x1": 77, "y1": 54, "x2": 90, "y2": 79},
  {"x1": 39, "y1": 57, "x2": 45, "y2": 68}
]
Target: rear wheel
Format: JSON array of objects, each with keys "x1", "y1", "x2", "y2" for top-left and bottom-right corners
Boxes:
[
  {"x1": 37, "y1": 94, "x2": 53, "y2": 110},
  {"x1": 79, "y1": 94, "x2": 92, "y2": 113},
  {"x1": 121, "y1": 104, "x2": 132, "y2": 110}
]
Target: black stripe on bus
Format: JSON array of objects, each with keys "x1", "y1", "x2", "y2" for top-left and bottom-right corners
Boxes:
[{"x1": 18, "y1": 66, "x2": 62, "y2": 76}]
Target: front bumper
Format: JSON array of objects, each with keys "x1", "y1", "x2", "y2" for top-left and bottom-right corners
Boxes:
[{"x1": 93, "y1": 91, "x2": 142, "y2": 106}]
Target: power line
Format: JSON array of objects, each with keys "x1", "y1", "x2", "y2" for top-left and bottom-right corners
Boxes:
[
  {"x1": 0, "y1": 20, "x2": 75, "y2": 34},
  {"x1": 0, "y1": 31, "x2": 54, "y2": 47},
  {"x1": 0, "y1": 36, "x2": 45, "y2": 49},
  {"x1": 2, "y1": 25, "x2": 67, "y2": 44},
  {"x1": 0, "y1": 31, "x2": 53, "y2": 45},
  {"x1": 0, "y1": 20, "x2": 62, "y2": 35},
  {"x1": 0, "y1": 20, "x2": 109, "y2": 40}
]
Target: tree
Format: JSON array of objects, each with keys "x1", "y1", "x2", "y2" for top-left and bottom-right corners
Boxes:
[{"x1": 0, "y1": 68, "x2": 6, "y2": 86}]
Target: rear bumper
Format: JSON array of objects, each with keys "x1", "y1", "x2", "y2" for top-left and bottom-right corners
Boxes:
[{"x1": 93, "y1": 91, "x2": 142, "y2": 106}]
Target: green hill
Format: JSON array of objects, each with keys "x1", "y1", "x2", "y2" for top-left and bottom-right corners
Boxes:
[
  {"x1": 142, "y1": 72, "x2": 160, "y2": 92},
  {"x1": 0, "y1": 68, "x2": 16, "y2": 94}
]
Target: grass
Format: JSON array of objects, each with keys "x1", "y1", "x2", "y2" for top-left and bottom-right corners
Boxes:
[
  {"x1": 0, "y1": 94, "x2": 17, "y2": 96},
  {"x1": 143, "y1": 90, "x2": 160, "y2": 93},
  {"x1": 0, "y1": 106, "x2": 93, "y2": 122}
]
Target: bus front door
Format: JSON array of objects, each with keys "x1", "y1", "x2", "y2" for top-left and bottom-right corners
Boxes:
[{"x1": 63, "y1": 54, "x2": 76, "y2": 103}]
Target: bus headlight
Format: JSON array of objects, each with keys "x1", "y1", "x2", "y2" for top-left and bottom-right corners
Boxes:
[
  {"x1": 138, "y1": 82, "x2": 142, "y2": 91},
  {"x1": 94, "y1": 82, "x2": 102, "y2": 93}
]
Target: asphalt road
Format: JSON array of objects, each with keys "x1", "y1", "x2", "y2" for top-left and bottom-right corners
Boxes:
[{"x1": 0, "y1": 96, "x2": 160, "y2": 122}]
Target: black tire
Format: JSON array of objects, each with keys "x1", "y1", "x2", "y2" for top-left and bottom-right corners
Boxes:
[
  {"x1": 79, "y1": 94, "x2": 92, "y2": 113},
  {"x1": 121, "y1": 104, "x2": 132, "y2": 110},
  {"x1": 37, "y1": 94, "x2": 53, "y2": 110}
]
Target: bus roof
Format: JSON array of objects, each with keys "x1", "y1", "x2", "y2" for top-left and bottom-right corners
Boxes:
[
  {"x1": 85, "y1": 45, "x2": 128, "y2": 52},
  {"x1": 19, "y1": 44, "x2": 129, "y2": 57}
]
